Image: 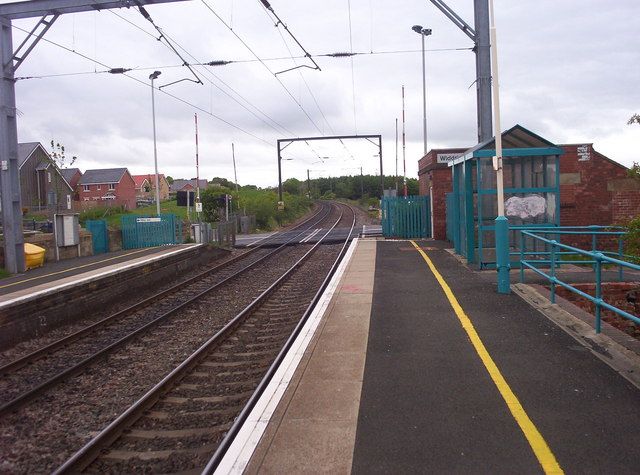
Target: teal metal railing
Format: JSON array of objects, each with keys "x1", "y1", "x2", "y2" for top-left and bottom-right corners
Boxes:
[{"x1": 519, "y1": 227, "x2": 640, "y2": 333}]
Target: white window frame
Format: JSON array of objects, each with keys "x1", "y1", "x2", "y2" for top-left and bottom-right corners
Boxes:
[
  {"x1": 108, "y1": 183, "x2": 116, "y2": 191},
  {"x1": 97, "y1": 184, "x2": 101, "y2": 190},
  {"x1": 83, "y1": 185, "x2": 90, "y2": 192}
]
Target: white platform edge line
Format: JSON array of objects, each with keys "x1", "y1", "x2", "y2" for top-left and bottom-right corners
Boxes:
[
  {"x1": 215, "y1": 237, "x2": 360, "y2": 475},
  {"x1": 0, "y1": 244, "x2": 202, "y2": 308}
]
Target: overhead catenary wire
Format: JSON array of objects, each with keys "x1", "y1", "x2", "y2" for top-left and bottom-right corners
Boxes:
[
  {"x1": 200, "y1": 0, "x2": 324, "y2": 135},
  {"x1": 109, "y1": 9, "x2": 295, "y2": 137},
  {"x1": 16, "y1": 46, "x2": 473, "y2": 81},
  {"x1": 258, "y1": 0, "x2": 321, "y2": 75},
  {"x1": 10, "y1": 23, "x2": 271, "y2": 145},
  {"x1": 136, "y1": 5, "x2": 203, "y2": 88},
  {"x1": 260, "y1": 4, "x2": 355, "y2": 163}
]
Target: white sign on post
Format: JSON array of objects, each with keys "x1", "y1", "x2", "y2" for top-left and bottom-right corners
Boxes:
[
  {"x1": 436, "y1": 153, "x2": 462, "y2": 164},
  {"x1": 195, "y1": 202, "x2": 203, "y2": 213}
]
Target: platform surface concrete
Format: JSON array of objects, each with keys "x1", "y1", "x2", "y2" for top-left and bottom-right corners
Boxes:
[
  {"x1": 243, "y1": 239, "x2": 640, "y2": 474},
  {"x1": 0, "y1": 244, "x2": 199, "y2": 303},
  {"x1": 245, "y1": 239, "x2": 375, "y2": 474}
]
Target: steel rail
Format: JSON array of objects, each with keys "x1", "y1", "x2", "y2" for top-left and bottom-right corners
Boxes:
[
  {"x1": 202, "y1": 202, "x2": 357, "y2": 473},
  {"x1": 0, "y1": 204, "x2": 333, "y2": 417},
  {"x1": 55, "y1": 202, "x2": 354, "y2": 474},
  {"x1": 0, "y1": 203, "x2": 327, "y2": 377}
]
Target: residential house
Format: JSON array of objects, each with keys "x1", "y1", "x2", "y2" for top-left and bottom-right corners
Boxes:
[
  {"x1": 60, "y1": 168, "x2": 82, "y2": 201},
  {"x1": 18, "y1": 142, "x2": 74, "y2": 211},
  {"x1": 169, "y1": 178, "x2": 209, "y2": 194},
  {"x1": 132, "y1": 175, "x2": 151, "y2": 199},
  {"x1": 77, "y1": 168, "x2": 136, "y2": 209},
  {"x1": 132, "y1": 174, "x2": 170, "y2": 201}
]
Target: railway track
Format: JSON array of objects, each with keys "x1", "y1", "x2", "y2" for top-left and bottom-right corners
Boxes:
[
  {"x1": 0, "y1": 203, "x2": 334, "y2": 417},
  {"x1": 55, "y1": 202, "x2": 357, "y2": 473}
]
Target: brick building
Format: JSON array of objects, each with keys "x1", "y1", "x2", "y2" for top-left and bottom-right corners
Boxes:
[
  {"x1": 77, "y1": 168, "x2": 137, "y2": 210},
  {"x1": 418, "y1": 142, "x2": 640, "y2": 243},
  {"x1": 417, "y1": 147, "x2": 468, "y2": 241}
]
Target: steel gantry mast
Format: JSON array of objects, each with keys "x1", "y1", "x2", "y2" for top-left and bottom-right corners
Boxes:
[
  {"x1": 428, "y1": 0, "x2": 492, "y2": 143},
  {"x1": 0, "y1": 0, "x2": 188, "y2": 273}
]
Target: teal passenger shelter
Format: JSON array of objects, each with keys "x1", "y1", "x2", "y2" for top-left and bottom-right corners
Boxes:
[{"x1": 446, "y1": 125, "x2": 563, "y2": 268}]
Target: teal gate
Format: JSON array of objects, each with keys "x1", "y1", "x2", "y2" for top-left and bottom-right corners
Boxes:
[
  {"x1": 86, "y1": 219, "x2": 108, "y2": 254},
  {"x1": 121, "y1": 214, "x2": 183, "y2": 249},
  {"x1": 381, "y1": 195, "x2": 431, "y2": 239}
]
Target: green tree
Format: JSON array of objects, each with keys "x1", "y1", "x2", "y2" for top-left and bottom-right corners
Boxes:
[{"x1": 283, "y1": 177, "x2": 302, "y2": 195}]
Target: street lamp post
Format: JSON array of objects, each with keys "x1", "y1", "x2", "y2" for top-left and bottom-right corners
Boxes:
[
  {"x1": 149, "y1": 70, "x2": 162, "y2": 216},
  {"x1": 412, "y1": 25, "x2": 432, "y2": 157}
]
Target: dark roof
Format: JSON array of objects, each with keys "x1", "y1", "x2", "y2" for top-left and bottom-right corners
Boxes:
[
  {"x1": 170, "y1": 179, "x2": 208, "y2": 192},
  {"x1": 17, "y1": 142, "x2": 43, "y2": 168},
  {"x1": 453, "y1": 124, "x2": 563, "y2": 165},
  {"x1": 60, "y1": 167, "x2": 81, "y2": 182},
  {"x1": 79, "y1": 168, "x2": 128, "y2": 185}
]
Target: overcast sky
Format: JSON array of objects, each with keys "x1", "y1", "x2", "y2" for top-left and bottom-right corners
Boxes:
[{"x1": 9, "y1": 0, "x2": 640, "y2": 187}]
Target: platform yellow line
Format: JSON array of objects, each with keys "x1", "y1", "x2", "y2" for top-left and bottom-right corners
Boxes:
[
  {"x1": 0, "y1": 247, "x2": 153, "y2": 290},
  {"x1": 410, "y1": 241, "x2": 563, "y2": 475}
]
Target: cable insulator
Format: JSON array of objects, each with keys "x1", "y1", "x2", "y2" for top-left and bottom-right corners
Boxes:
[
  {"x1": 108, "y1": 68, "x2": 131, "y2": 74},
  {"x1": 327, "y1": 52, "x2": 355, "y2": 57},
  {"x1": 205, "y1": 60, "x2": 231, "y2": 66}
]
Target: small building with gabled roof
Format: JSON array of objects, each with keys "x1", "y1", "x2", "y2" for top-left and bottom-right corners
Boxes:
[
  {"x1": 77, "y1": 167, "x2": 136, "y2": 209},
  {"x1": 18, "y1": 142, "x2": 74, "y2": 212}
]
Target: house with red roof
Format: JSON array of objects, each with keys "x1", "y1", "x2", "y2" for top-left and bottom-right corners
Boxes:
[{"x1": 132, "y1": 174, "x2": 170, "y2": 201}]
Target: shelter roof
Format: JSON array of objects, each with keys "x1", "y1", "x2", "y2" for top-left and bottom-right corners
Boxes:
[{"x1": 451, "y1": 124, "x2": 564, "y2": 166}]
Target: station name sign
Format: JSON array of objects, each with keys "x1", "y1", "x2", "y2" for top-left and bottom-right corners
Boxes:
[
  {"x1": 436, "y1": 153, "x2": 462, "y2": 164},
  {"x1": 137, "y1": 217, "x2": 162, "y2": 223}
]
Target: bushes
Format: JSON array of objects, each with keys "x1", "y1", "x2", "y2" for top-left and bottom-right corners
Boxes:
[
  {"x1": 201, "y1": 187, "x2": 312, "y2": 231},
  {"x1": 79, "y1": 206, "x2": 129, "y2": 226},
  {"x1": 625, "y1": 215, "x2": 640, "y2": 262}
]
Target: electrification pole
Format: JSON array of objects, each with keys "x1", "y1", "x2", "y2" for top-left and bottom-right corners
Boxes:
[
  {"x1": 428, "y1": 0, "x2": 492, "y2": 142},
  {"x1": 150, "y1": 71, "x2": 161, "y2": 216},
  {"x1": 0, "y1": 0, "x2": 187, "y2": 273}
]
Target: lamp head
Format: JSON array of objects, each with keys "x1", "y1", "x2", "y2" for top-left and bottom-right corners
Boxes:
[
  {"x1": 149, "y1": 70, "x2": 162, "y2": 80},
  {"x1": 412, "y1": 25, "x2": 432, "y2": 36}
]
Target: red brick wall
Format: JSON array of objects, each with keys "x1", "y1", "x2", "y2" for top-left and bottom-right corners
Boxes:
[
  {"x1": 418, "y1": 148, "x2": 467, "y2": 240},
  {"x1": 115, "y1": 172, "x2": 137, "y2": 210},
  {"x1": 77, "y1": 172, "x2": 137, "y2": 210},
  {"x1": 559, "y1": 144, "x2": 635, "y2": 249},
  {"x1": 612, "y1": 190, "x2": 640, "y2": 223}
]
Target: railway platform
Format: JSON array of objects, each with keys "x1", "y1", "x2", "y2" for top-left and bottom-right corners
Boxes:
[
  {"x1": 219, "y1": 238, "x2": 640, "y2": 474},
  {"x1": 0, "y1": 244, "x2": 201, "y2": 302}
]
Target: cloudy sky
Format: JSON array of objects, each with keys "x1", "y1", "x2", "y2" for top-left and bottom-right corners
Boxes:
[{"x1": 9, "y1": 0, "x2": 640, "y2": 187}]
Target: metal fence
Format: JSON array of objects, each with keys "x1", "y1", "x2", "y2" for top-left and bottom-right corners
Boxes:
[
  {"x1": 381, "y1": 195, "x2": 431, "y2": 239},
  {"x1": 121, "y1": 214, "x2": 182, "y2": 250},
  {"x1": 519, "y1": 226, "x2": 639, "y2": 333}
]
